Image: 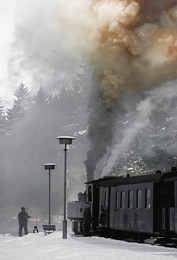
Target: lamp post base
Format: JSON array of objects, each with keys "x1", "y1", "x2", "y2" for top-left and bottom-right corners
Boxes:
[{"x1": 63, "y1": 220, "x2": 67, "y2": 239}]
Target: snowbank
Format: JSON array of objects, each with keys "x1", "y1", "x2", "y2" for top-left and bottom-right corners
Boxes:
[{"x1": 0, "y1": 231, "x2": 176, "y2": 260}]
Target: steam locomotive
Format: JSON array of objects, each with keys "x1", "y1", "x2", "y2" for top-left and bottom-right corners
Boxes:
[{"x1": 68, "y1": 167, "x2": 177, "y2": 246}]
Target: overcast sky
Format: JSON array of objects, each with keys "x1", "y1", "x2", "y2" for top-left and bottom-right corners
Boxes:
[{"x1": 0, "y1": 0, "x2": 15, "y2": 106}]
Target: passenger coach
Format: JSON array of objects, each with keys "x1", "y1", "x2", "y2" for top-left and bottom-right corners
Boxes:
[{"x1": 68, "y1": 168, "x2": 177, "y2": 243}]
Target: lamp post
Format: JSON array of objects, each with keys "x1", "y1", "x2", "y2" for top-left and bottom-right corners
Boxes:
[
  {"x1": 43, "y1": 163, "x2": 56, "y2": 225},
  {"x1": 56, "y1": 136, "x2": 75, "y2": 239}
]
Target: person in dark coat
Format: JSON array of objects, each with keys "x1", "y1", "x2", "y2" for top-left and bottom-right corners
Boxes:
[
  {"x1": 18, "y1": 207, "x2": 31, "y2": 237},
  {"x1": 83, "y1": 204, "x2": 92, "y2": 236},
  {"x1": 99, "y1": 206, "x2": 105, "y2": 226}
]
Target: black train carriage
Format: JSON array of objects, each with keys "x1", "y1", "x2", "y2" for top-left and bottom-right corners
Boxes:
[{"x1": 68, "y1": 167, "x2": 177, "y2": 244}]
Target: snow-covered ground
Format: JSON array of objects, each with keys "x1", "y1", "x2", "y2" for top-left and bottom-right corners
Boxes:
[{"x1": 0, "y1": 231, "x2": 177, "y2": 260}]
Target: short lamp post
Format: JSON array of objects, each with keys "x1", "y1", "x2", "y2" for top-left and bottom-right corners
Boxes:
[
  {"x1": 43, "y1": 163, "x2": 56, "y2": 225},
  {"x1": 56, "y1": 136, "x2": 75, "y2": 239}
]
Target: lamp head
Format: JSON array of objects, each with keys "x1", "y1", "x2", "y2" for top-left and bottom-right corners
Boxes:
[
  {"x1": 56, "y1": 136, "x2": 75, "y2": 145},
  {"x1": 43, "y1": 163, "x2": 56, "y2": 170}
]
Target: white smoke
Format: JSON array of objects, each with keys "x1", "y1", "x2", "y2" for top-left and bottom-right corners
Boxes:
[
  {"x1": 102, "y1": 80, "x2": 177, "y2": 175},
  {"x1": 5, "y1": 0, "x2": 84, "y2": 107}
]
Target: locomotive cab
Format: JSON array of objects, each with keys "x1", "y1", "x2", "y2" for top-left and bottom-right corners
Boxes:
[
  {"x1": 67, "y1": 181, "x2": 99, "y2": 236},
  {"x1": 85, "y1": 183, "x2": 100, "y2": 232},
  {"x1": 99, "y1": 187, "x2": 110, "y2": 228}
]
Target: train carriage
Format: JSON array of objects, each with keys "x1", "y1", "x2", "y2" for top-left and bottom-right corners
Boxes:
[{"x1": 68, "y1": 167, "x2": 177, "y2": 245}]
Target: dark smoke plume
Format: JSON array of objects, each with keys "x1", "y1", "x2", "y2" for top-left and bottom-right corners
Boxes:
[
  {"x1": 84, "y1": 85, "x2": 125, "y2": 181},
  {"x1": 57, "y1": 0, "x2": 177, "y2": 180}
]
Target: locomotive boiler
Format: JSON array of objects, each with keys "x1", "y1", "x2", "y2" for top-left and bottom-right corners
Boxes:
[{"x1": 68, "y1": 167, "x2": 177, "y2": 246}]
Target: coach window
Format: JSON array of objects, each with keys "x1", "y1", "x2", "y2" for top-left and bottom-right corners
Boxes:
[
  {"x1": 136, "y1": 189, "x2": 142, "y2": 208},
  {"x1": 128, "y1": 190, "x2": 133, "y2": 208},
  {"x1": 145, "y1": 189, "x2": 151, "y2": 208},
  {"x1": 115, "y1": 191, "x2": 119, "y2": 208},
  {"x1": 120, "y1": 191, "x2": 125, "y2": 208}
]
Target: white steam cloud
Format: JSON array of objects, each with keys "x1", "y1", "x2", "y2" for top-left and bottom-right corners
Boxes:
[
  {"x1": 6, "y1": 0, "x2": 84, "y2": 106},
  {"x1": 102, "y1": 81, "x2": 177, "y2": 175}
]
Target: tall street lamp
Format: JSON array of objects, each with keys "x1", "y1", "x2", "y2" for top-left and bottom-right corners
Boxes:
[
  {"x1": 43, "y1": 163, "x2": 56, "y2": 225},
  {"x1": 56, "y1": 136, "x2": 75, "y2": 239}
]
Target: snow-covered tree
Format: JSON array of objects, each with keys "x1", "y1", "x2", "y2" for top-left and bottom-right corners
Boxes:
[
  {"x1": 0, "y1": 100, "x2": 7, "y2": 136},
  {"x1": 112, "y1": 157, "x2": 149, "y2": 176},
  {"x1": 6, "y1": 83, "x2": 32, "y2": 133},
  {"x1": 33, "y1": 87, "x2": 49, "y2": 111}
]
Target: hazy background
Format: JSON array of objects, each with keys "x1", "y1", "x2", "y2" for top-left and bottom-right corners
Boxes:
[
  {"x1": 0, "y1": 0, "x2": 91, "y2": 233},
  {"x1": 0, "y1": 0, "x2": 177, "y2": 234}
]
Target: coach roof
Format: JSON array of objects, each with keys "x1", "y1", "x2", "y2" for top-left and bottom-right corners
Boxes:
[{"x1": 85, "y1": 170, "x2": 177, "y2": 187}]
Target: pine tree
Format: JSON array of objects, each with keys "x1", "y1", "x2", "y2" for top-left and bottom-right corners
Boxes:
[
  {"x1": 33, "y1": 87, "x2": 49, "y2": 111},
  {"x1": 6, "y1": 83, "x2": 32, "y2": 133},
  {"x1": 0, "y1": 99, "x2": 7, "y2": 136}
]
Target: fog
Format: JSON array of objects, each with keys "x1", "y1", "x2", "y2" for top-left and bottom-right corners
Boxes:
[
  {"x1": 0, "y1": 88, "x2": 90, "y2": 233},
  {"x1": 7, "y1": 0, "x2": 82, "y2": 100},
  {"x1": 0, "y1": 0, "x2": 93, "y2": 233}
]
